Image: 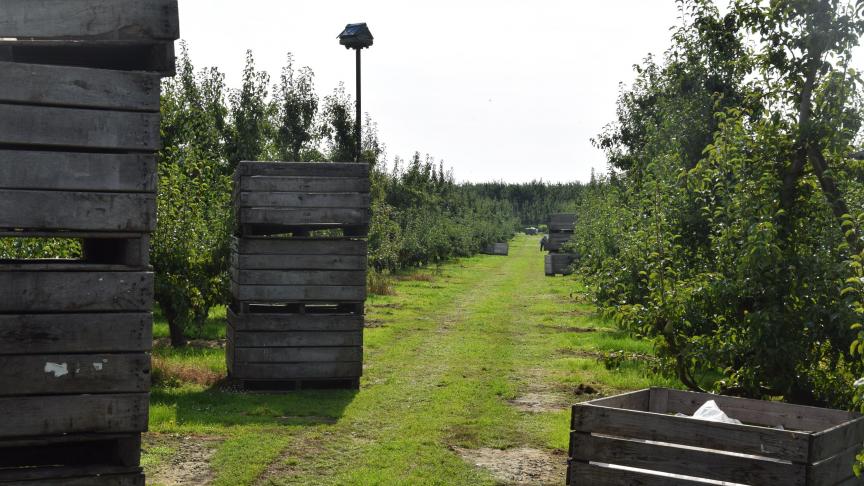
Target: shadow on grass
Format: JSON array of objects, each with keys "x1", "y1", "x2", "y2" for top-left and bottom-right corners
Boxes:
[{"x1": 150, "y1": 384, "x2": 358, "y2": 428}]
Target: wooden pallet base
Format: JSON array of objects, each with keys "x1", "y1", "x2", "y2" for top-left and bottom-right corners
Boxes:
[
  {"x1": 0, "y1": 469, "x2": 143, "y2": 485},
  {"x1": 237, "y1": 377, "x2": 360, "y2": 392}
]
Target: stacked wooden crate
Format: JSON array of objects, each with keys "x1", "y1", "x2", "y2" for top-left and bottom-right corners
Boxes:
[
  {"x1": 229, "y1": 162, "x2": 370, "y2": 390},
  {"x1": 481, "y1": 242, "x2": 509, "y2": 256},
  {"x1": 545, "y1": 213, "x2": 577, "y2": 276},
  {"x1": 0, "y1": 2, "x2": 178, "y2": 484}
]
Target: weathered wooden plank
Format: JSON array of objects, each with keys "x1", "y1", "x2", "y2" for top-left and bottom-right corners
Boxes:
[
  {"x1": 481, "y1": 243, "x2": 509, "y2": 256},
  {"x1": 2, "y1": 472, "x2": 144, "y2": 486},
  {"x1": 230, "y1": 330, "x2": 362, "y2": 348},
  {"x1": 571, "y1": 432, "x2": 805, "y2": 485},
  {"x1": 812, "y1": 416, "x2": 864, "y2": 464},
  {"x1": 0, "y1": 190, "x2": 155, "y2": 232},
  {"x1": 0, "y1": 62, "x2": 159, "y2": 111},
  {"x1": 648, "y1": 387, "x2": 670, "y2": 413},
  {"x1": 239, "y1": 192, "x2": 370, "y2": 209},
  {"x1": 0, "y1": 104, "x2": 160, "y2": 150},
  {"x1": 234, "y1": 347, "x2": 363, "y2": 363},
  {"x1": 241, "y1": 176, "x2": 370, "y2": 193},
  {"x1": 232, "y1": 237, "x2": 366, "y2": 256},
  {"x1": 0, "y1": 151, "x2": 156, "y2": 192},
  {"x1": 227, "y1": 308, "x2": 363, "y2": 332},
  {"x1": 236, "y1": 161, "x2": 369, "y2": 178},
  {"x1": 578, "y1": 389, "x2": 651, "y2": 413},
  {"x1": 238, "y1": 208, "x2": 369, "y2": 227},
  {"x1": 231, "y1": 269, "x2": 366, "y2": 286},
  {"x1": 0, "y1": 271, "x2": 153, "y2": 312},
  {"x1": 665, "y1": 389, "x2": 856, "y2": 433},
  {"x1": 550, "y1": 213, "x2": 576, "y2": 232},
  {"x1": 0, "y1": 40, "x2": 175, "y2": 75},
  {"x1": 568, "y1": 461, "x2": 707, "y2": 486},
  {"x1": 546, "y1": 233, "x2": 573, "y2": 252},
  {"x1": 0, "y1": 0, "x2": 179, "y2": 41},
  {"x1": 230, "y1": 362, "x2": 362, "y2": 380},
  {"x1": 0, "y1": 313, "x2": 151, "y2": 355},
  {"x1": 232, "y1": 253, "x2": 366, "y2": 271},
  {"x1": 230, "y1": 282, "x2": 365, "y2": 302},
  {"x1": 0, "y1": 393, "x2": 148, "y2": 438},
  {"x1": 0, "y1": 353, "x2": 149, "y2": 396},
  {"x1": 809, "y1": 443, "x2": 863, "y2": 486},
  {"x1": 571, "y1": 403, "x2": 811, "y2": 462}
]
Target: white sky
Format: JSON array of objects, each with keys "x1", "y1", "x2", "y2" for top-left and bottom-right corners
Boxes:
[{"x1": 175, "y1": 1, "x2": 792, "y2": 183}]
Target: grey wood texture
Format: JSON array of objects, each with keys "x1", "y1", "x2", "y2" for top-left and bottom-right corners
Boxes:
[
  {"x1": 227, "y1": 308, "x2": 363, "y2": 332},
  {"x1": 232, "y1": 237, "x2": 366, "y2": 255},
  {"x1": 240, "y1": 176, "x2": 370, "y2": 193},
  {"x1": 0, "y1": 190, "x2": 155, "y2": 232},
  {"x1": 234, "y1": 347, "x2": 363, "y2": 364},
  {"x1": 813, "y1": 415, "x2": 864, "y2": 466},
  {"x1": 239, "y1": 192, "x2": 370, "y2": 209},
  {"x1": 0, "y1": 271, "x2": 153, "y2": 312},
  {"x1": 549, "y1": 213, "x2": 576, "y2": 232},
  {"x1": 230, "y1": 362, "x2": 362, "y2": 380},
  {"x1": 0, "y1": 0, "x2": 180, "y2": 41},
  {"x1": 0, "y1": 151, "x2": 156, "y2": 192},
  {"x1": 481, "y1": 243, "x2": 508, "y2": 256},
  {"x1": 231, "y1": 269, "x2": 366, "y2": 286},
  {"x1": 0, "y1": 40, "x2": 176, "y2": 76},
  {"x1": 544, "y1": 253, "x2": 575, "y2": 276},
  {"x1": 568, "y1": 461, "x2": 707, "y2": 486},
  {"x1": 232, "y1": 253, "x2": 367, "y2": 271},
  {"x1": 81, "y1": 236, "x2": 150, "y2": 268},
  {"x1": 0, "y1": 353, "x2": 149, "y2": 396},
  {"x1": 809, "y1": 443, "x2": 863, "y2": 486},
  {"x1": 0, "y1": 313, "x2": 151, "y2": 355},
  {"x1": 238, "y1": 208, "x2": 369, "y2": 228},
  {"x1": 0, "y1": 104, "x2": 160, "y2": 150},
  {"x1": 230, "y1": 281, "x2": 365, "y2": 302},
  {"x1": 236, "y1": 161, "x2": 369, "y2": 178},
  {"x1": 546, "y1": 232, "x2": 572, "y2": 251},
  {"x1": 1, "y1": 472, "x2": 144, "y2": 486},
  {"x1": 229, "y1": 329, "x2": 362, "y2": 348},
  {"x1": 571, "y1": 431, "x2": 803, "y2": 485},
  {"x1": 0, "y1": 393, "x2": 148, "y2": 437},
  {"x1": 0, "y1": 62, "x2": 160, "y2": 111}
]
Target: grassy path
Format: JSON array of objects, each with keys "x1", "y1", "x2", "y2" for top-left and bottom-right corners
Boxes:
[{"x1": 144, "y1": 235, "x2": 675, "y2": 485}]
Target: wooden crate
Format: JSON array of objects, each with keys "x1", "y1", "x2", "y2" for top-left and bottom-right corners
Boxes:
[
  {"x1": 568, "y1": 387, "x2": 864, "y2": 486},
  {"x1": 481, "y1": 242, "x2": 509, "y2": 256},
  {"x1": 234, "y1": 162, "x2": 371, "y2": 236},
  {"x1": 545, "y1": 253, "x2": 576, "y2": 276},
  {"x1": 546, "y1": 232, "x2": 573, "y2": 252},
  {"x1": 231, "y1": 237, "x2": 366, "y2": 304},
  {"x1": 549, "y1": 213, "x2": 576, "y2": 232}
]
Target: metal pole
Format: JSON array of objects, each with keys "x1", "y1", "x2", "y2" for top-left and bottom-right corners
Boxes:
[{"x1": 355, "y1": 48, "x2": 362, "y2": 162}]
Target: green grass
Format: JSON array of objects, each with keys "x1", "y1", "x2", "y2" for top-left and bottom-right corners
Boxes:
[{"x1": 144, "y1": 235, "x2": 676, "y2": 485}]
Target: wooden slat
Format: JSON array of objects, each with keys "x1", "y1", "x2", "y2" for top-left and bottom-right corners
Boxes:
[
  {"x1": 0, "y1": 104, "x2": 160, "y2": 150},
  {"x1": 568, "y1": 461, "x2": 709, "y2": 486},
  {"x1": 2, "y1": 471, "x2": 144, "y2": 486},
  {"x1": 227, "y1": 308, "x2": 363, "y2": 332},
  {"x1": 571, "y1": 432, "x2": 804, "y2": 485},
  {"x1": 241, "y1": 176, "x2": 370, "y2": 193},
  {"x1": 234, "y1": 347, "x2": 362, "y2": 363},
  {"x1": 230, "y1": 330, "x2": 362, "y2": 347},
  {"x1": 230, "y1": 282, "x2": 365, "y2": 302},
  {"x1": 0, "y1": 393, "x2": 148, "y2": 438},
  {"x1": 665, "y1": 389, "x2": 856, "y2": 433},
  {"x1": 236, "y1": 161, "x2": 369, "y2": 178},
  {"x1": 648, "y1": 388, "x2": 669, "y2": 413},
  {"x1": 0, "y1": 313, "x2": 151, "y2": 354},
  {"x1": 577, "y1": 389, "x2": 651, "y2": 413},
  {"x1": 812, "y1": 416, "x2": 864, "y2": 463},
  {"x1": 0, "y1": 40, "x2": 175, "y2": 76},
  {"x1": 0, "y1": 62, "x2": 159, "y2": 111},
  {"x1": 0, "y1": 151, "x2": 156, "y2": 192},
  {"x1": 239, "y1": 192, "x2": 370, "y2": 209},
  {"x1": 231, "y1": 269, "x2": 366, "y2": 286},
  {"x1": 238, "y1": 208, "x2": 369, "y2": 227},
  {"x1": 0, "y1": 467, "x2": 142, "y2": 485},
  {"x1": 229, "y1": 362, "x2": 362, "y2": 380},
  {"x1": 232, "y1": 237, "x2": 366, "y2": 255},
  {"x1": 0, "y1": 190, "x2": 155, "y2": 232},
  {"x1": 571, "y1": 403, "x2": 811, "y2": 462},
  {"x1": 0, "y1": 353, "x2": 149, "y2": 396},
  {"x1": 0, "y1": 0, "x2": 179, "y2": 41},
  {"x1": 809, "y1": 443, "x2": 863, "y2": 486},
  {"x1": 0, "y1": 271, "x2": 153, "y2": 312},
  {"x1": 232, "y1": 253, "x2": 366, "y2": 271}
]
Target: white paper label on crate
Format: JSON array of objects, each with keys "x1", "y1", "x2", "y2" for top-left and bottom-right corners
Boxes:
[{"x1": 44, "y1": 362, "x2": 68, "y2": 377}]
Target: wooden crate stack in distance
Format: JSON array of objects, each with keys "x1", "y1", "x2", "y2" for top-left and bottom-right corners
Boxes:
[
  {"x1": 545, "y1": 213, "x2": 577, "y2": 276},
  {"x1": 229, "y1": 162, "x2": 370, "y2": 390},
  {"x1": 0, "y1": 2, "x2": 178, "y2": 485}
]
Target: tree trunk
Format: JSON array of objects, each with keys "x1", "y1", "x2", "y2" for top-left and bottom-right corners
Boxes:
[{"x1": 156, "y1": 296, "x2": 187, "y2": 347}]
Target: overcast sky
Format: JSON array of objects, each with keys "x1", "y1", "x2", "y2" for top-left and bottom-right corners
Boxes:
[{"x1": 176, "y1": 1, "x2": 712, "y2": 183}]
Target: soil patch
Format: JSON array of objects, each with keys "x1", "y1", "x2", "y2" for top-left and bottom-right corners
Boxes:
[
  {"x1": 144, "y1": 434, "x2": 221, "y2": 486},
  {"x1": 508, "y1": 392, "x2": 569, "y2": 413},
  {"x1": 453, "y1": 446, "x2": 567, "y2": 485},
  {"x1": 538, "y1": 324, "x2": 602, "y2": 333},
  {"x1": 153, "y1": 338, "x2": 225, "y2": 349}
]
